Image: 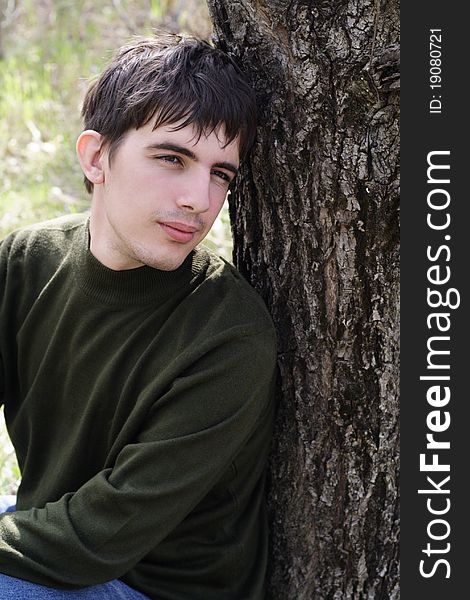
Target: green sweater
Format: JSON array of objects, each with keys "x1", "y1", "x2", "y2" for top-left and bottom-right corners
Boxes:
[{"x1": 0, "y1": 214, "x2": 277, "y2": 600}]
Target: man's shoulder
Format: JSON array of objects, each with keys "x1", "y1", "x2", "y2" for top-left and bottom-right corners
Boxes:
[
  {"x1": 1, "y1": 213, "x2": 87, "y2": 263},
  {"x1": 190, "y1": 246, "x2": 276, "y2": 339},
  {"x1": 3, "y1": 213, "x2": 87, "y2": 244}
]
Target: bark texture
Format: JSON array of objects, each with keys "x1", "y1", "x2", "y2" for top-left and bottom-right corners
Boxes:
[{"x1": 207, "y1": 1, "x2": 399, "y2": 598}]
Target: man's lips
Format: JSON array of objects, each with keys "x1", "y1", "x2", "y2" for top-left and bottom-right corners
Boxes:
[
  {"x1": 158, "y1": 221, "x2": 201, "y2": 243},
  {"x1": 161, "y1": 221, "x2": 200, "y2": 233}
]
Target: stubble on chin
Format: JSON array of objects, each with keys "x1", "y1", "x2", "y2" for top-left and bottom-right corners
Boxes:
[{"x1": 121, "y1": 238, "x2": 194, "y2": 271}]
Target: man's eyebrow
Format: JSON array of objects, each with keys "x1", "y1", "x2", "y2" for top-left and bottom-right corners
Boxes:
[
  {"x1": 213, "y1": 161, "x2": 239, "y2": 176},
  {"x1": 146, "y1": 142, "x2": 239, "y2": 175},
  {"x1": 147, "y1": 142, "x2": 196, "y2": 160}
]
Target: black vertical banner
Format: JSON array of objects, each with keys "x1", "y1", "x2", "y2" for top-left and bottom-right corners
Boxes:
[{"x1": 401, "y1": 4, "x2": 468, "y2": 598}]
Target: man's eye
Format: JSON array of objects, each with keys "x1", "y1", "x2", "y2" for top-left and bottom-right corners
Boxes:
[
  {"x1": 212, "y1": 170, "x2": 232, "y2": 183},
  {"x1": 156, "y1": 155, "x2": 182, "y2": 165}
]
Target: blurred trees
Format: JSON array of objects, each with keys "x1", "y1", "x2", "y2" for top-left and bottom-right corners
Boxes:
[{"x1": 0, "y1": 0, "x2": 211, "y2": 237}]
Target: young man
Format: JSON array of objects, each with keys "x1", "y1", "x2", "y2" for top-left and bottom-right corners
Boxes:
[{"x1": 0, "y1": 34, "x2": 277, "y2": 599}]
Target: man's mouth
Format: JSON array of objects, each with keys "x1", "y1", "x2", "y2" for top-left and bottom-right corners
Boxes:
[{"x1": 158, "y1": 221, "x2": 201, "y2": 243}]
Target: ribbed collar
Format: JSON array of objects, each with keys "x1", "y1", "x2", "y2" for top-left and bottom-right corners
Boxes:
[{"x1": 72, "y1": 218, "x2": 208, "y2": 306}]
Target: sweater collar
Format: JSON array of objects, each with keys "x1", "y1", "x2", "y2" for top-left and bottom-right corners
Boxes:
[{"x1": 74, "y1": 218, "x2": 208, "y2": 306}]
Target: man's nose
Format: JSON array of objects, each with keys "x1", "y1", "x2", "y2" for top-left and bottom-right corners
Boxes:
[{"x1": 176, "y1": 171, "x2": 211, "y2": 213}]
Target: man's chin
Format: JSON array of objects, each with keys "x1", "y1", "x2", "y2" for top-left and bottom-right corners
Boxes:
[{"x1": 145, "y1": 250, "x2": 192, "y2": 272}]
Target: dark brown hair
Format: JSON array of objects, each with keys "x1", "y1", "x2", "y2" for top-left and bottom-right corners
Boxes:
[{"x1": 81, "y1": 33, "x2": 257, "y2": 193}]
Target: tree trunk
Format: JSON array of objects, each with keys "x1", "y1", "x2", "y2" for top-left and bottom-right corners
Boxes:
[{"x1": 206, "y1": 1, "x2": 399, "y2": 598}]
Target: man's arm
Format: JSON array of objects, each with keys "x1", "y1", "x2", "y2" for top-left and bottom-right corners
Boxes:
[{"x1": 0, "y1": 327, "x2": 277, "y2": 588}]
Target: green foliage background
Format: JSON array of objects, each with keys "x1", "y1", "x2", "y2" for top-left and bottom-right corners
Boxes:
[{"x1": 0, "y1": 0, "x2": 233, "y2": 494}]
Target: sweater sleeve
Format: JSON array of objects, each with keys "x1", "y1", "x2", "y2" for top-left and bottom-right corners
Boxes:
[{"x1": 0, "y1": 326, "x2": 277, "y2": 588}]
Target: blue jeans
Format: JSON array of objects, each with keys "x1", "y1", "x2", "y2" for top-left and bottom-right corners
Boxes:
[
  {"x1": 0, "y1": 496, "x2": 150, "y2": 599},
  {"x1": 0, "y1": 575, "x2": 150, "y2": 599}
]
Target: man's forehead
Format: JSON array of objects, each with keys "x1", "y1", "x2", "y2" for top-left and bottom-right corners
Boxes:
[
  {"x1": 155, "y1": 121, "x2": 237, "y2": 145},
  {"x1": 143, "y1": 121, "x2": 240, "y2": 163}
]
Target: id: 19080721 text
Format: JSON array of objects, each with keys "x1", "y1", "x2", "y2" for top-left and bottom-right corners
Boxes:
[{"x1": 429, "y1": 29, "x2": 442, "y2": 115}]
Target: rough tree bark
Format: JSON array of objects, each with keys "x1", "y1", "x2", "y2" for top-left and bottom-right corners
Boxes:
[{"x1": 206, "y1": 1, "x2": 399, "y2": 598}]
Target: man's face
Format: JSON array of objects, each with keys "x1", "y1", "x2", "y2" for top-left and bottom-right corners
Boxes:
[{"x1": 90, "y1": 121, "x2": 240, "y2": 271}]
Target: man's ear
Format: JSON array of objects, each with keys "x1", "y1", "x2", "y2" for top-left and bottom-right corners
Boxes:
[{"x1": 76, "y1": 130, "x2": 105, "y2": 185}]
